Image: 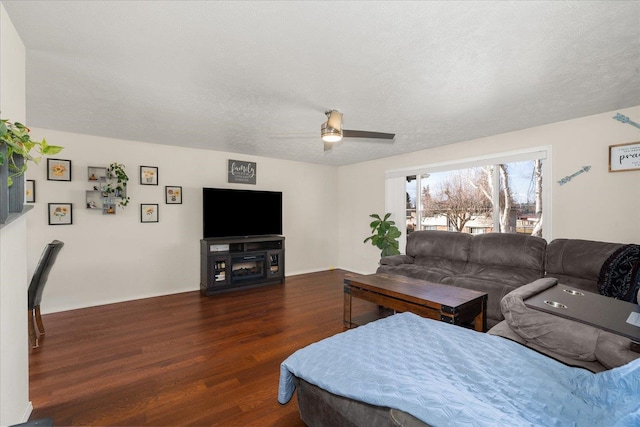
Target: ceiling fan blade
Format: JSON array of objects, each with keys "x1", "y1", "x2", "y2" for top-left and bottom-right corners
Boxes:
[
  {"x1": 342, "y1": 129, "x2": 395, "y2": 140},
  {"x1": 327, "y1": 110, "x2": 343, "y2": 130}
]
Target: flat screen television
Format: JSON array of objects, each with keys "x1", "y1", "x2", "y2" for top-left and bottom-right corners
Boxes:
[{"x1": 203, "y1": 188, "x2": 282, "y2": 238}]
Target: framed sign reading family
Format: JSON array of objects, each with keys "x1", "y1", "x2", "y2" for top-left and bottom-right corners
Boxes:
[{"x1": 228, "y1": 159, "x2": 257, "y2": 184}]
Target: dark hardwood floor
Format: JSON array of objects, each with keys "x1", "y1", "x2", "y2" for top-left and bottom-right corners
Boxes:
[{"x1": 29, "y1": 269, "x2": 360, "y2": 426}]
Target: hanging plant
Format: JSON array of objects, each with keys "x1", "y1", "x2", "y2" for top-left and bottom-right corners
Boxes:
[
  {"x1": 0, "y1": 118, "x2": 63, "y2": 185},
  {"x1": 106, "y1": 162, "x2": 130, "y2": 207}
]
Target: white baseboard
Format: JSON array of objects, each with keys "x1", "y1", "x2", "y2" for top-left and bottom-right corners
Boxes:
[{"x1": 44, "y1": 268, "x2": 379, "y2": 315}]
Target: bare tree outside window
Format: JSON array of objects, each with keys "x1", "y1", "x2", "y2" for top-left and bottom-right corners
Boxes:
[
  {"x1": 407, "y1": 159, "x2": 543, "y2": 236},
  {"x1": 473, "y1": 164, "x2": 515, "y2": 233},
  {"x1": 423, "y1": 169, "x2": 492, "y2": 232}
]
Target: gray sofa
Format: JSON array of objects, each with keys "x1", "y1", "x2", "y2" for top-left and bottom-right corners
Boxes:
[
  {"x1": 377, "y1": 230, "x2": 548, "y2": 328},
  {"x1": 377, "y1": 231, "x2": 639, "y2": 329},
  {"x1": 377, "y1": 230, "x2": 640, "y2": 369}
]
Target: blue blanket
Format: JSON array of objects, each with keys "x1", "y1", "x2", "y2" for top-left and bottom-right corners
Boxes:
[{"x1": 279, "y1": 313, "x2": 640, "y2": 427}]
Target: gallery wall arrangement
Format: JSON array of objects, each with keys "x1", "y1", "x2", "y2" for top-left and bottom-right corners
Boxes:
[{"x1": 30, "y1": 161, "x2": 185, "y2": 225}]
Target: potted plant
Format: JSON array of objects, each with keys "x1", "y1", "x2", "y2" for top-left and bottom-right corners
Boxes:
[
  {"x1": 0, "y1": 118, "x2": 63, "y2": 186},
  {"x1": 364, "y1": 213, "x2": 402, "y2": 257},
  {"x1": 105, "y1": 162, "x2": 130, "y2": 207},
  {"x1": 0, "y1": 118, "x2": 63, "y2": 222}
]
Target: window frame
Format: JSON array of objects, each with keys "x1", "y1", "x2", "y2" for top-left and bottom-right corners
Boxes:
[{"x1": 385, "y1": 147, "x2": 552, "y2": 250}]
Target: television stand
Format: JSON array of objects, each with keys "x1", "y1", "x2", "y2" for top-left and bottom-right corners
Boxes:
[{"x1": 200, "y1": 235, "x2": 285, "y2": 296}]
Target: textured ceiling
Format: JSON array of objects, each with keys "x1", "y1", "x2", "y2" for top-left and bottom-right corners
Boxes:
[{"x1": 3, "y1": 1, "x2": 639, "y2": 166}]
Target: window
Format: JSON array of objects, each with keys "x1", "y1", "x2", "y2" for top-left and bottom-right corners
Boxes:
[{"x1": 388, "y1": 148, "x2": 549, "y2": 244}]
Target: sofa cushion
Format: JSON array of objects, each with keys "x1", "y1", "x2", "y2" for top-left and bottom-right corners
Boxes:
[
  {"x1": 413, "y1": 256, "x2": 467, "y2": 276},
  {"x1": 378, "y1": 265, "x2": 457, "y2": 284},
  {"x1": 379, "y1": 254, "x2": 415, "y2": 267},
  {"x1": 406, "y1": 230, "x2": 471, "y2": 263},
  {"x1": 467, "y1": 232, "x2": 547, "y2": 272},
  {"x1": 441, "y1": 275, "x2": 517, "y2": 328},
  {"x1": 456, "y1": 265, "x2": 544, "y2": 288},
  {"x1": 545, "y1": 239, "x2": 622, "y2": 291}
]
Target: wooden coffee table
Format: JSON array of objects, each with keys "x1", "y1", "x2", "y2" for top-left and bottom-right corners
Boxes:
[{"x1": 343, "y1": 273, "x2": 488, "y2": 332}]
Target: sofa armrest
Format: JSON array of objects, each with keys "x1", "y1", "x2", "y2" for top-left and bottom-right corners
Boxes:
[
  {"x1": 379, "y1": 254, "x2": 414, "y2": 266},
  {"x1": 500, "y1": 278, "x2": 599, "y2": 361},
  {"x1": 502, "y1": 277, "x2": 558, "y2": 300},
  {"x1": 499, "y1": 278, "x2": 640, "y2": 368}
]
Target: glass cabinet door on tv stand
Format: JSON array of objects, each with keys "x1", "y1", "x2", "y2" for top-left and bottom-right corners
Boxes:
[
  {"x1": 213, "y1": 258, "x2": 227, "y2": 284},
  {"x1": 267, "y1": 250, "x2": 284, "y2": 280}
]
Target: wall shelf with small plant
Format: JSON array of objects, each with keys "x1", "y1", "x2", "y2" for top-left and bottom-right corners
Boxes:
[{"x1": 85, "y1": 163, "x2": 130, "y2": 215}]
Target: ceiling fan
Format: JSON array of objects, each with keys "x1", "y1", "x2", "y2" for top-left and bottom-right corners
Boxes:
[{"x1": 321, "y1": 110, "x2": 395, "y2": 152}]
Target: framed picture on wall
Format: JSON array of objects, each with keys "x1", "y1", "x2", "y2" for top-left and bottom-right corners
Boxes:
[
  {"x1": 165, "y1": 186, "x2": 182, "y2": 204},
  {"x1": 47, "y1": 159, "x2": 72, "y2": 181},
  {"x1": 48, "y1": 203, "x2": 72, "y2": 225},
  {"x1": 140, "y1": 166, "x2": 158, "y2": 185},
  {"x1": 609, "y1": 141, "x2": 640, "y2": 172},
  {"x1": 141, "y1": 203, "x2": 159, "y2": 223},
  {"x1": 26, "y1": 180, "x2": 35, "y2": 203}
]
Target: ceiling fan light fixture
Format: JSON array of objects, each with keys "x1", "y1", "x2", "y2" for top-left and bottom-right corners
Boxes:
[{"x1": 321, "y1": 121, "x2": 343, "y2": 143}]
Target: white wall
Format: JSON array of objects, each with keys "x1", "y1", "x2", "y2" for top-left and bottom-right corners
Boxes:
[
  {"x1": 34, "y1": 107, "x2": 634, "y2": 305},
  {"x1": 25, "y1": 130, "x2": 339, "y2": 314},
  {"x1": 338, "y1": 106, "x2": 640, "y2": 274},
  {"x1": 0, "y1": 3, "x2": 32, "y2": 424}
]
